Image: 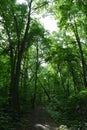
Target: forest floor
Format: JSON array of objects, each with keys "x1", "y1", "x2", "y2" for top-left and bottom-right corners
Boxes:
[{"x1": 17, "y1": 105, "x2": 59, "y2": 130}]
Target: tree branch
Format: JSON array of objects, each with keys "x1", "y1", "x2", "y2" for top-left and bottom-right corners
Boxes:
[
  {"x1": 31, "y1": 1, "x2": 48, "y2": 14},
  {"x1": 12, "y1": 10, "x2": 20, "y2": 52},
  {"x1": 21, "y1": 0, "x2": 32, "y2": 53}
]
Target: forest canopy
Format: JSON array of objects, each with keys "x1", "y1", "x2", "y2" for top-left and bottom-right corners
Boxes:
[{"x1": 0, "y1": 0, "x2": 87, "y2": 129}]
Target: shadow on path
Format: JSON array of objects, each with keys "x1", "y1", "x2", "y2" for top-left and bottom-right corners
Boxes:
[{"x1": 18, "y1": 106, "x2": 59, "y2": 130}]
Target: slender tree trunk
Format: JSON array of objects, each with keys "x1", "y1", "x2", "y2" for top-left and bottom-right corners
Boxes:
[
  {"x1": 57, "y1": 65, "x2": 66, "y2": 94},
  {"x1": 29, "y1": 66, "x2": 51, "y2": 103},
  {"x1": 73, "y1": 22, "x2": 87, "y2": 88},
  {"x1": 11, "y1": 53, "x2": 22, "y2": 112},
  {"x1": 67, "y1": 72, "x2": 70, "y2": 97},
  {"x1": 32, "y1": 42, "x2": 39, "y2": 108},
  {"x1": 69, "y1": 65, "x2": 77, "y2": 93},
  {"x1": 38, "y1": 79, "x2": 51, "y2": 102},
  {"x1": 67, "y1": 61, "x2": 78, "y2": 93}
]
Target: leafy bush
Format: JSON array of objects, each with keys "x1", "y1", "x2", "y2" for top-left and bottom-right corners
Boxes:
[
  {"x1": 46, "y1": 96, "x2": 67, "y2": 124},
  {"x1": 46, "y1": 89, "x2": 87, "y2": 128},
  {"x1": 67, "y1": 89, "x2": 87, "y2": 120},
  {"x1": 0, "y1": 111, "x2": 15, "y2": 130},
  {"x1": 0, "y1": 105, "x2": 20, "y2": 130}
]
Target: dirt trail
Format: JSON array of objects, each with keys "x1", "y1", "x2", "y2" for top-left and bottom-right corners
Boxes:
[{"x1": 18, "y1": 106, "x2": 59, "y2": 130}]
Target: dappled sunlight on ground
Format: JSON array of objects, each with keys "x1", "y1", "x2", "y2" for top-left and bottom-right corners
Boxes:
[{"x1": 35, "y1": 123, "x2": 59, "y2": 130}]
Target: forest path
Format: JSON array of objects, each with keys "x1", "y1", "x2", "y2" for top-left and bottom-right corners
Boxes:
[{"x1": 18, "y1": 105, "x2": 59, "y2": 130}]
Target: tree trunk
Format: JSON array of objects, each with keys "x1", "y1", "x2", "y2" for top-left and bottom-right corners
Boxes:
[
  {"x1": 10, "y1": 53, "x2": 22, "y2": 113},
  {"x1": 69, "y1": 65, "x2": 77, "y2": 93},
  {"x1": 29, "y1": 64, "x2": 51, "y2": 104},
  {"x1": 32, "y1": 42, "x2": 39, "y2": 108},
  {"x1": 57, "y1": 65, "x2": 66, "y2": 94},
  {"x1": 38, "y1": 79, "x2": 51, "y2": 102},
  {"x1": 9, "y1": 0, "x2": 32, "y2": 112},
  {"x1": 73, "y1": 22, "x2": 87, "y2": 88}
]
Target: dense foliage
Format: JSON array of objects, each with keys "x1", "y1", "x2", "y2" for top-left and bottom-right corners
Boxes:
[{"x1": 0, "y1": 0, "x2": 87, "y2": 129}]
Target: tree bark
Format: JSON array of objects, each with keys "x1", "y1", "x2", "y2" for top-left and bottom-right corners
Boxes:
[
  {"x1": 9, "y1": 0, "x2": 32, "y2": 112},
  {"x1": 72, "y1": 21, "x2": 87, "y2": 88}
]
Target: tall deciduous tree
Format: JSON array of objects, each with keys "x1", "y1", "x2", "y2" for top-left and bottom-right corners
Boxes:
[
  {"x1": 52, "y1": 0, "x2": 87, "y2": 88},
  {"x1": 0, "y1": 0, "x2": 48, "y2": 112}
]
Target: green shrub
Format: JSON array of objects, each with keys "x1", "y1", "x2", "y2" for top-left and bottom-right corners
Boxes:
[
  {"x1": 67, "y1": 89, "x2": 87, "y2": 118},
  {"x1": 46, "y1": 89, "x2": 87, "y2": 127},
  {"x1": 0, "y1": 111, "x2": 15, "y2": 130},
  {"x1": 64, "y1": 89, "x2": 87, "y2": 128}
]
